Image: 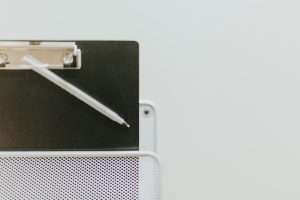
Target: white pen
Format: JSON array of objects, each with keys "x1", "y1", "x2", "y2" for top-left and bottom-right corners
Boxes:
[{"x1": 21, "y1": 55, "x2": 130, "y2": 128}]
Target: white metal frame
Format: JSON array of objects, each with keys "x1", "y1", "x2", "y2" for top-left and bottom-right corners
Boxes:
[
  {"x1": 0, "y1": 151, "x2": 161, "y2": 200},
  {"x1": 0, "y1": 150, "x2": 159, "y2": 160}
]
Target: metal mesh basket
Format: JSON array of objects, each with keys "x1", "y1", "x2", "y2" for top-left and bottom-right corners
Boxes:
[{"x1": 0, "y1": 151, "x2": 160, "y2": 200}]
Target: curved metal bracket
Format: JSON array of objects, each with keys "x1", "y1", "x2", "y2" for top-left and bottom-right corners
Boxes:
[{"x1": 139, "y1": 101, "x2": 157, "y2": 152}]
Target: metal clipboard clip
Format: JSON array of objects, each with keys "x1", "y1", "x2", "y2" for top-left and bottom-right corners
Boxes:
[{"x1": 0, "y1": 41, "x2": 81, "y2": 69}]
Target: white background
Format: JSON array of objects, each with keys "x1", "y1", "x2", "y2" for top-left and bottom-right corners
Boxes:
[{"x1": 1, "y1": 0, "x2": 300, "y2": 199}]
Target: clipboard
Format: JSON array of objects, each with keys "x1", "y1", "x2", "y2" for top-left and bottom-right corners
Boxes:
[{"x1": 0, "y1": 41, "x2": 139, "y2": 150}]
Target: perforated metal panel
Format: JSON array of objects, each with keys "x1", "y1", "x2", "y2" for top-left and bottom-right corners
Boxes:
[{"x1": 0, "y1": 152, "x2": 160, "y2": 200}]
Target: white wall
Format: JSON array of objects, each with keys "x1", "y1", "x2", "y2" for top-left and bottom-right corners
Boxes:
[{"x1": 1, "y1": 0, "x2": 300, "y2": 199}]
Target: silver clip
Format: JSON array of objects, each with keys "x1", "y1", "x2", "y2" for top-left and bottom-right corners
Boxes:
[{"x1": 0, "y1": 41, "x2": 81, "y2": 69}]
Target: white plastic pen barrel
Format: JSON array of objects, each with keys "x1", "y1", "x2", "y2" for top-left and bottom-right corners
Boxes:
[{"x1": 21, "y1": 55, "x2": 130, "y2": 128}]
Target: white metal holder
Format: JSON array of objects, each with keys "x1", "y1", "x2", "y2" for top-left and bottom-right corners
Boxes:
[{"x1": 0, "y1": 151, "x2": 161, "y2": 200}]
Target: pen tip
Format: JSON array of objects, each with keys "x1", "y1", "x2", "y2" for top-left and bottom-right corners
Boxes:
[{"x1": 122, "y1": 122, "x2": 130, "y2": 128}]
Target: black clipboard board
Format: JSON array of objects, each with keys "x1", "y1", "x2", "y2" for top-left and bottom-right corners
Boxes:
[{"x1": 0, "y1": 41, "x2": 139, "y2": 150}]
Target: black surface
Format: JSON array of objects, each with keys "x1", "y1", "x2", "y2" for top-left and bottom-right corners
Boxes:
[{"x1": 0, "y1": 41, "x2": 139, "y2": 150}]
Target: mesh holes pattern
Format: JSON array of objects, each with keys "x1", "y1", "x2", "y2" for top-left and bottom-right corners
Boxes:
[{"x1": 0, "y1": 155, "x2": 159, "y2": 200}]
